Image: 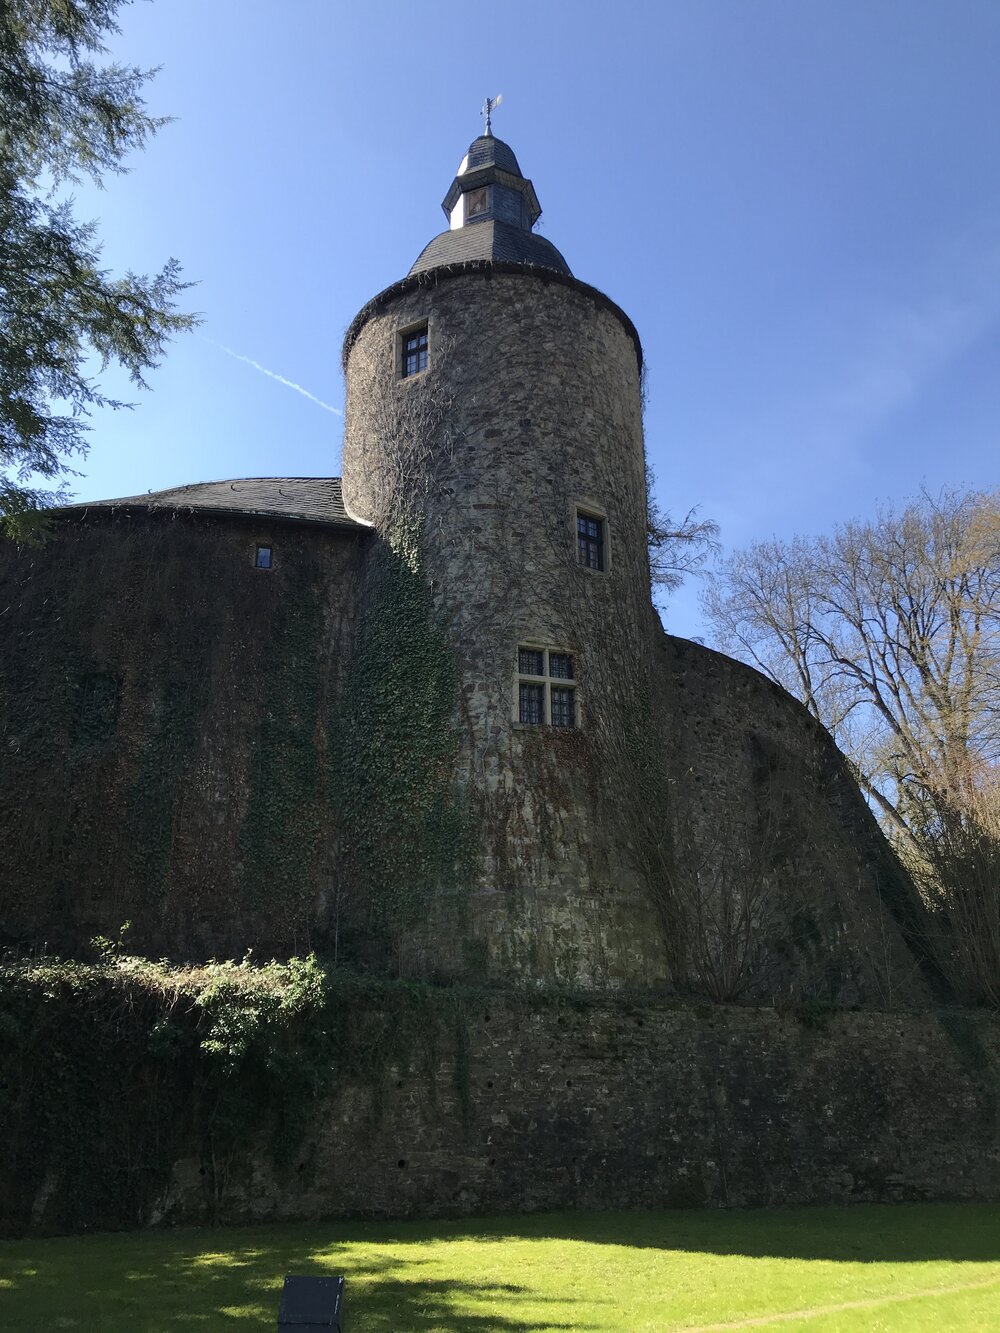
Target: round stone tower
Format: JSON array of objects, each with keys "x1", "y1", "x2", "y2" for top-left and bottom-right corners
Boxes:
[{"x1": 342, "y1": 128, "x2": 669, "y2": 987}]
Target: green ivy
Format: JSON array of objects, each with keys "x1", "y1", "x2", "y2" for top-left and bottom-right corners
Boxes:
[
  {"x1": 0, "y1": 519, "x2": 347, "y2": 956},
  {"x1": 128, "y1": 676, "x2": 202, "y2": 893},
  {"x1": 0, "y1": 951, "x2": 488, "y2": 1235},
  {"x1": 333, "y1": 526, "x2": 474, "y2": 968},
  {"x1": 238, "y1": 567, "x2": 330, "y2": 929}
]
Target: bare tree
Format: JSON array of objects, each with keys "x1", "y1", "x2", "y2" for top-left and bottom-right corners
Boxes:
[
  {"x1": 703, "y1": 488, "x2": 1000, "y2": 854},
  {"x1": 671, "y1": 799, "x2": 782, "y2": 1003},
  {"x1": 909, "y1": 773, "x2": 1000, "y2": 1006},
  {"x1": 647, "y1": 462, "x2": 720, "y2": 598}
]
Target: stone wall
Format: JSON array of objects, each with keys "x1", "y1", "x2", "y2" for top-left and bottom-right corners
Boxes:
[
  {"x1": 338, "y1": 261, "x2": 937, "y2": 1001},
  {"x1": 15, "y1": 988, "x2": 1000, "y2": 1236},
  {"x1": 0, "y1": 501, "x2": 939, "y2": 1003},
  {"x1": 0, "y1": 263, "x2": 941, "y2": 1001},
  {"x1": 654, "y1": 630, "x2": 940, "y2": 1007},
  {"x1": 343, "y1": 264, "x2": 677, "y2": 989},
  {"x1": 0, "y1": 512, "x2": 366, "y2": 958},
  {"x1": 296, "y1": 1001, "x2": 1000, "y2": 1220}
]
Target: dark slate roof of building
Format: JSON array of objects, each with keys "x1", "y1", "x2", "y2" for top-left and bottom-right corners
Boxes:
[
  {"x1": 409, "y1": 220, "x2": 571, "y2": 276},
  {"x1": 457, "y1": 135, "x2": 522, "y2": 177},
  {"x1": 64, "y1": 477, "x2": 366, "y2": 529}
]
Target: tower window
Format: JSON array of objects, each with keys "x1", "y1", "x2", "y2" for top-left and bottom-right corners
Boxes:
[
  {"x1": 550, "y1": 687, "x2": 576, "y2": 729},
  {"x1": 401, "y1": 324, "x2": 429, "y2": 378},
  {"x1": 519, "y1": 682, "x2": 545, "y2": 726},
  {"x1": 577, "y1": 511, "x2": 605, "y2": 571},
  {"x1": 255, "y1": 545, "x2": 273, "y2": 569},
  {"x1": 518, "y1": 647, "x2": 544, "y2": 676},
  {"x1": 466, "y1": 186, "x2": 490, "y2": 220},
  {"x1": 516, "y1": 647, "x2": 578, "y2": 728}
]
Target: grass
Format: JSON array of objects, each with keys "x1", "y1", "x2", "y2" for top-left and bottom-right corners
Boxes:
[{"x1": 1, "y1": 1204, "x2": 999, "y2": 1331}]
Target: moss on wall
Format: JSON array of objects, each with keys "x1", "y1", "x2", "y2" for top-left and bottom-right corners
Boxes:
[
  {"x1": 654, "y1": 629, "x2": 940, "y2": 1007},
  {"x1": 0, "y1": 498, "x2": 938, "y2": 1003},
  {"x1": 332, "y1": 529, "x2": 473, "y2": 972},
  {"x1": 0, "y1": 511, "x2": 471, "y2": 975},
  {"x1": 239, "y1": 564, "x2": 332, "y2": 930},
  {"x1": 2, "y1": 952, "x2": 998, "y2": 1238},
  {"x1": 0, "y1": 953, "x2": 485, "y2": 1236},
  {"x1": 0, "y1": 515, "x2": 363, "y2": 958}
]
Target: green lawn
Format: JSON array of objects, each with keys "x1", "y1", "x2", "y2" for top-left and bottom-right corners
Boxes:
[{"x1": 1, "y1": 1204, "x2": 999, "y2": 1331}]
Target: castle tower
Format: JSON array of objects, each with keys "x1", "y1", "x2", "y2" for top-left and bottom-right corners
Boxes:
[
  {"x1": 342, "y1": 124, "x2": 669, "y2": 986},
  {"x1": 0, "y1": 120, "x2": 938, "y2": 1006}
]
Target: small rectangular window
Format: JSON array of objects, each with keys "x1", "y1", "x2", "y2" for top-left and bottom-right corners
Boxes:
[
  {"x1": 516, "y1": 647, "x2": 578, "y2": 728},
  {"x1": 255, "y1": 545, "x2": 273, "y2": 569},
  {"x1": 518, "y1": 647, "x2": 544, "y2": 676},
  {"x1": 577, "y1": 511, "x2": 605, "y2": 571},
  {"x1": 550, "y1": 686, "x2": 576, "y2": 729},
  {"x1": 402, "y1": 324, "x2": 429, "y2": 378},
  {"x1": 519, "y1": 682, "x2": 545, "y2": 725}
]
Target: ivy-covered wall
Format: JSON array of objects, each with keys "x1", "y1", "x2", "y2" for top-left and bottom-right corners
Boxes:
[
  {"x1": 332, "y1": 530, "x2": 474, "y2": 974},
  {"x1": 342, "y1": 269, "x2": 673, "y2": 990},
  {"x1": 0, "y1": 262, "x2": 942, "y2": 1003},
  {"x1": 0, "y1": 504, "x2": 938, "y2": 1004},
  {"x1": 339, "y1": 264, "x2": 934, "y2": 1002},
  {"x1": 2, "y1": 953, "x2": 997, "y2": 1238},
  {"x1": 654, "y1": 631, "x2": 940, "y2": 1007},
  {"x1": 0, "y1": 513, "x2": 365, "y2": 958}
]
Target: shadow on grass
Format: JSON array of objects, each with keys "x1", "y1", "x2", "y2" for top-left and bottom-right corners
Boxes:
[
  {"x1": 1, "y1": 1203, "x2": 998, "y2": 1330},
  {"x1": 0, "y1": 1234, "x2": 586, "y2": 1331},
  {"x1": 413, "y1": 1201, "x2": 1000, "y2": 1264}
]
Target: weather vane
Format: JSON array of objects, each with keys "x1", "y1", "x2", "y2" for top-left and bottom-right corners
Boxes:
[{"x1": 481, "y1": 93, "x2": 503, "y2": 135}]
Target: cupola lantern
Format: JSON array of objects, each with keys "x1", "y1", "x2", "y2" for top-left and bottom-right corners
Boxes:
[{"x1": 408, "y1": 129, "x2": 571, "y2": 275}]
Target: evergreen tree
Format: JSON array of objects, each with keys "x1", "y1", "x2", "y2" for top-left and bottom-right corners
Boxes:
[{"x1": 0, "y1": 0, "x2": 196, "y2": 538}]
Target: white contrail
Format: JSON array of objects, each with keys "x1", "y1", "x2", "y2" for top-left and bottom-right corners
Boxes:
[{"x1": 202, "y1": 336, "x2": 343, "y2": 415}]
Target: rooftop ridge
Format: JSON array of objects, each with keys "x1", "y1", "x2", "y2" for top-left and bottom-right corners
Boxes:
[{"x1": 59, "y1": 476, "x2": 364, "y2": 530}]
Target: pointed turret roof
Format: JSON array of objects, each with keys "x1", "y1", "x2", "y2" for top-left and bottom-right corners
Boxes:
[
  {"x1": 454, "y1": 134, "x2": 524, "y2": 181},
  {"x1": 408, "y1": 131, "x2": 570, "y2": 277}
]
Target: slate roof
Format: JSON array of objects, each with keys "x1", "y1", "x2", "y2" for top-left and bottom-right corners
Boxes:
[
  {"x1": 409, "y1": 221, "x2": 571, "y2": 276},
  {"x1": 457, "y1": 135, "x2": 522, "y2": 177},
  {"x1": 65, "y1": 477, "x2": 365, "y2": 529}
]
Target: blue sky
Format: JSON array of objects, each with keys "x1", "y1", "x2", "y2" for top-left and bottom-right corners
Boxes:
[{"x1": 68, "y1": 0, "x2": 1000, "y2": 639}]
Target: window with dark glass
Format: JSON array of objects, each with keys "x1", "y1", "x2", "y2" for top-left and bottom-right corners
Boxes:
[
  {"x1": 255, "y1": 545, "x2": 273, "y2": 569},
  {"x1": 518, "y1": 647, "x2": 544, "y2": 676},
  {"x1": 550, "y1": 687, "x2": 575, "y2": 729},
  {"x1": 402, "y1": 324, "x2": 429, "y2": 378},
  {"x1": 517, "y1": 646, "x2": 578, "y2": 727},
  {"x1": 466, "y1": 186, "x2": 490, "y2": 219},
  {"x1": 577, "y1": 511, "x2": 605, "y2": 571},
  {"x1": 519, "y1": 682, "x2": 545, "y2": 725},
  {"x1": 549, "y1": 652, "x2": 574, "y2": 679}
]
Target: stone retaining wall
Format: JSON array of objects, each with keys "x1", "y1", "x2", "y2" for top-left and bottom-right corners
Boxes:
[{"x1": 144, "y1": 1000, "x2": 1000, "y2": 1230}]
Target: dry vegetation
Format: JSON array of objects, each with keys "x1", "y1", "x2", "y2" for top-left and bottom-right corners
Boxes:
[{"x1": 706, "y1": 488, "x2": 1000, "y2": 1005}]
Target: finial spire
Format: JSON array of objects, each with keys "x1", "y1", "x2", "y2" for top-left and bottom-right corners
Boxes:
[{"x1": 481, "y1": 93, "x2": 503, "y2": 137}]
